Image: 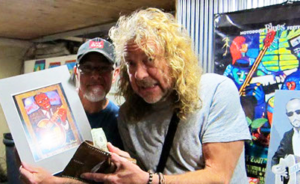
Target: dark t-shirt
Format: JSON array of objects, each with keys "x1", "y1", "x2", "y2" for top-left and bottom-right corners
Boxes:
[{"x1": 86, "y1": 100, "x2": 123, "y2": 150}]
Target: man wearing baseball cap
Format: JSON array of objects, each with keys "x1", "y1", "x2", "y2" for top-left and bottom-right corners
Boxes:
[
  {"x1": 74, "y1": 37, "x2": 123, "y2": 149},
  {"x1": 19, "y1": 38, "x2": 123, "y2": 183}
]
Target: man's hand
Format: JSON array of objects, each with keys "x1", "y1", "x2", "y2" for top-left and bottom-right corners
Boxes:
[
  {"x1": 272, "y1": 164, "x2": 287, "y2": 177},
  {"x1": 57, "y1": 108, "x2": 67, "y2": 123},
  {"x1": 19, "y1": 162, "x2": 54, "y2": 184},
  {"x1": 107, "y1": 142, "x2": 130, "y2": 158},
  {"x1": 245, "y1": 83, "x2": 265, "y2": 105},
  {"x1": 19, "y1": 162, "x2": 85, "y2": 184},
  {"x1": 81, "y1": 152, "x2": 148, "y2": 184}
]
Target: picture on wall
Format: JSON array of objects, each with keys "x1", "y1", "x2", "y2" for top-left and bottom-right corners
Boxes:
[
  {"x1": 49, "y1": 62, "x2": 61, "y2": 68},
  {"x1": 214, "y1": 2, "x2": 300, "y2": 183},
  {"x1": 13, "y1": 83, "x2": 82, "y2": 161},
  {"x1": 33, "y1": 60, "x2": 45, "y2": 72},
  {"x1": 265, "y1": 90, "x2": 300, "y2": 184},
  {"x1": 25, "y1": 54, "x2": 77, "y2": 74},
  {"x1": 65, "y1": 60, "x2": 76, "y2": 75}
]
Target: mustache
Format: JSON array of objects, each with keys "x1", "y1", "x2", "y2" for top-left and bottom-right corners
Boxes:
[
  {"x1": 136, "y1": 78, "x2": 157, "y2": 87},
  {"x1": 87, "y1": 80, "x2": 102, "y2": 86}
]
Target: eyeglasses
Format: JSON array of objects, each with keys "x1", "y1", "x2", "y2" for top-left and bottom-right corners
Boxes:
[
  {"x1": 77, "y1": 63, "x2": 114, "y2": 75},
  {"x1": 286, "y1": 109, "x2": 300, "y2": 117}
]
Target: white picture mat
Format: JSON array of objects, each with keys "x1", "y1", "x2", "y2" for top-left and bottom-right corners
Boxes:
[{"x1": 0, "y1": 65, "x2": 92, "y2": 174}]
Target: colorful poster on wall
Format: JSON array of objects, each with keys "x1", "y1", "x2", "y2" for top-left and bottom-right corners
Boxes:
[
  {"x1": 49, "y1": 62, "x2": 61, "y2": 68},
  {"x1": 65, "y1": 59, "x2": 76, "y2": 75},
  {"x1": 24, "y1": 55, "x2": 77, "y2": 74},
  {"x1": 33, "y1": 60, "x2": 46, "y2": 72},
  {"x1": 214, "y1": 2, "x2": 300, "y2": 183}
]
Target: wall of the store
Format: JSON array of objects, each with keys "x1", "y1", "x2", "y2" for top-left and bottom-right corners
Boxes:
[{"x1": 0, "y1": 39, "x2": 32, "y2": 172}]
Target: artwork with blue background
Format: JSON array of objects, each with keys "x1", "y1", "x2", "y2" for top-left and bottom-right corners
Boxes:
[{"x1": 214, "y1": 2, "x2": 300, "y2": 183}]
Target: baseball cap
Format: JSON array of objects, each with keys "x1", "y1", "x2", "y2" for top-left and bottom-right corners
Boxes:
[{"x1": 77, "y1": 37, "x2": 115, "y2": 64}]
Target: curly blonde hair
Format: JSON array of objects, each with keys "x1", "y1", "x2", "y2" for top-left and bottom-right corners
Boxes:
[{"x1": 109, "y1": 8, "x2": 202, "y2": 120}]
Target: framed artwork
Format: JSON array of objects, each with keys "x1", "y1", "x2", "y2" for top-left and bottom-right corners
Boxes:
[
  {"x1": 0, "y1": 66, "x2": 92, "y2": 174},
  {"x1": 265, "y1": 90, "x2": 300, "y2": 184},
  {"x1": 65, "y1": 60, "x2": 77, "y2": 75},
  {"x1": 33, "y1": 60, "x2": 45, "y2": 71},
  {"x1": 49, "y1": 62, "x2": 61, "y2": 68},
  {"x1": 214, "y1": 2, "x2": 300, "y2": 183},
  {"x1": 23, "y1": 54, "x2": 77, "y2": 74},
  {"x1": 13, "y1": 83, "x2": 82, "y2": 162}
]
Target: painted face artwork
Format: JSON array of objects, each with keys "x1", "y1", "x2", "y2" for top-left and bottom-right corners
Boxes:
[
  {"x1": 34, "y1": 93, "x2": 51, "y2": 111},
  {"x1": 124, "y1": 40, "x2": 173, "y2": 104},
  {"x1": 286, "y1": 98, "x2": 300, "y2": 128},
  {"x1": 232, "y1": 66, "x2": 249, "y2": 87}
]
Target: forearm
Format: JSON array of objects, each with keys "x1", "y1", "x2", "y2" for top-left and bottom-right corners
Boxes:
[
  {"x1": 156, "y1": 141, "x2": 244, "y2": 184},
  {"x1": 51, "y1": 176, "x2": 87, "y2": 184},
  {"x1": 150, "y1": 168, "x2": 226, "y2": 184}
]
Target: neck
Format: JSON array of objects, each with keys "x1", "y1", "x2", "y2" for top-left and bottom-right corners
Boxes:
[{"x1": 79, "y1": 90, "x2": 108, "y2": 114}]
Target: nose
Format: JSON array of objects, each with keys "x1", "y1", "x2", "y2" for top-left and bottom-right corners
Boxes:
[
  {"x1": 240, "y1": 72, "x2": 247, "y2": 82},
  {"x1": 134, "y1": 63, "x2": 149, "y2": 80}
]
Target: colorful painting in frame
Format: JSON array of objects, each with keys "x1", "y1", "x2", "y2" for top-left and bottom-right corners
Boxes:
[
  {"x1": 0, "y1": 66, "x2": 92, "y2": 174},
  {"x1": 33, "y1": 60, "x2": 46, "y2": 72},
  {"x1": 49, "y1": 62, "x2": 61, "y2": 68},
  {"x1": 13, "y1": 83, "x2": 82, "y2": 162}
]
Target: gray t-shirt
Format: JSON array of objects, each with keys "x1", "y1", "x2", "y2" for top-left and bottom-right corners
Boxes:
[{"x1": 118, "y1": 73, "x2": 251, "y2": 184}]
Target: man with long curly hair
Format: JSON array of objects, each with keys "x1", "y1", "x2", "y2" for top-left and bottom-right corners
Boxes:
[{"x1": 81, "y1": 8, "x2": 251, "y2": 184}]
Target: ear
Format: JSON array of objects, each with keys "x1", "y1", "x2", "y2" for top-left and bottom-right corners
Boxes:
[
  {"x1": 74, "y1": 65, "x2": 79, "y2": 79},
  {"x1": 112, "y1": 66, "x2": 120, "y2": 83},
  {"x1": 73, "y1": 65, "x2": 80, "y2": 90}
]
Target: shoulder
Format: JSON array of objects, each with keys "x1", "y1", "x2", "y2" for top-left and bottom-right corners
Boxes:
[
  {"x1": 283, "y1": 129, "x2": 294, "y2": 137},
  {"x1": 119, "y1": 99, "x2": 131, "y2": 113},
  {"x1": 118, "y1": 102, "x2": 132, "y2": 125},
  {"x1": 106, "y1": 100, "x2": 120, "y2": 113},
  {"x1": 200, "y1": 73, "x2": 235, "y2": 88},
  {"x1": 199, "y1": 73, "x2": 238, "y2": 99}
]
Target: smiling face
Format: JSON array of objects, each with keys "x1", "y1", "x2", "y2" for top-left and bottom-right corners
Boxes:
[
  {"x1": 76, "y1": 52, "x2": 115, "y2": 102},
  {"x1": 286, "y1": 98, "x2": 300, "y2": 129},
  {"x1": 124, "y1": 40, "x2": 173, "y2": 104}
]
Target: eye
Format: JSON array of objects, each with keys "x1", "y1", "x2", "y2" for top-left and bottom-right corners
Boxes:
[
  {"x1": 295, "y1": 110, "x2": 300, "y2": 115},
  {"x1": 81, "y1": 65, "x2": 93, "y2": 72},
  {"x1": 286, "y1": 111, "x2": 294, "y2": 117},
  {"x1": 99, "y1": 66, "x2": 113, "y2": 73},
  {"x1": 126, "y1": 60, "x2": 136, "y2": 67},
  {"x1": 147, "y1": 57, "x2": 154, "y2": 63},
  {"x1": 143, "y1": 56, "x2": 155, "y2": 67}
]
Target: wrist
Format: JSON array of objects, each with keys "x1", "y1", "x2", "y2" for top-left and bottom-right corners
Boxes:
[
  {"x1": 147, "y1": 170, "x2": 154, "y2": 184},
  {"x1": 52, "y1": 176, "x2": 63, "y2": 184},
  {"x1": 152, "y1": 173, "x2": 159, "y2": 184},
  {"x1": 147, "y1": 172, "x2": 166, "y2": 184},
  {"x1": 147, "y1": 170, "x2": 161, "y2": 184}
]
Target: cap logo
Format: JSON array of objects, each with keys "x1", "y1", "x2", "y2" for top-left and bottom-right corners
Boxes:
[{"x1": 89, "y1": 41, "x2": 104, "y2": 49}]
